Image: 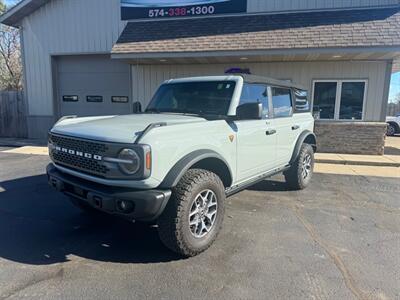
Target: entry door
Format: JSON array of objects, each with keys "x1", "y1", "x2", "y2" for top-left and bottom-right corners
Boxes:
[
  {"x1": 269, "y1": 86, "x2": 298, "y2": 165},
  {"x1": 235, "y1": 83, "x2": 276, "y2": 182}
]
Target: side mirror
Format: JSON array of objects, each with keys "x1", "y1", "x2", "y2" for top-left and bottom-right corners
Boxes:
[
  {"x1": 313, "y1": 106, "x2": 321, "y2": 120},
  {"x1": 236, "y1": 102, "x2": 263, "y2": 120},
  {"x1": 133, "y1": 101, "x2": 142, "y2": 113}
]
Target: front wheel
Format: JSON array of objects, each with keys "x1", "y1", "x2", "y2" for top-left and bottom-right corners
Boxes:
[
  {"x1": 387, "y1": 123, "x2": 396, "y2": 136},
  {"x1": 284, "y1": 143, "x2": 315, "y2": 190},
  {"x1": 157, "y1": 169, "x2": 225, "y2": 257}
]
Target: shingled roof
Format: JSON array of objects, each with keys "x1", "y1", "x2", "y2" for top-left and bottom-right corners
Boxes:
[{"x1": 112, "y1": 7, "x2": 400, "y2": 55}]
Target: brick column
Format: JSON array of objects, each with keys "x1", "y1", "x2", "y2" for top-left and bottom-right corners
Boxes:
[{"x1": 314, "y1": 121, "x2": 387, "y2": 155}]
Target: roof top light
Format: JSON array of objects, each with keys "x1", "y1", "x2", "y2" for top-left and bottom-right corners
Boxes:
[{"x1": 225, "y1": 68, "x2": 251, "y2": 74}]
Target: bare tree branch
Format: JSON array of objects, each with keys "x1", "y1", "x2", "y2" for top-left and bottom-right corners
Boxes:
[{"x1": 0, "y1": 22, "x2": 22, "y2": 90}]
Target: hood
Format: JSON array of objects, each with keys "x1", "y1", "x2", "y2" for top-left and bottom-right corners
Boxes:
[
  {"x1": 51, "y1": 114, "x2": 206, "y2": 143},
  {"x1": 386, "y1": 116, "x2": 399, "y2": 122}
]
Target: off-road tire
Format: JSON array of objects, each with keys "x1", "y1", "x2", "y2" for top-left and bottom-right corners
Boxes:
[
  {"x1": 284, "y1": 143, "x2": 314, "y2": 190},
  {"x1": 387, "y1": 123, "x2": 396, "y2": 136},
  {"x1": 68, "y1": 196, "x2": 102, "y2": 215},
  {"x1": 157, "y1": 169, "x2": 225, "y2": 257}
]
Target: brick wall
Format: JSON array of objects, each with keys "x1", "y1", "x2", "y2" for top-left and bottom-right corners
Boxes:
[{"x1": 314, "y1": 121, "x2": 387, "y2": 155}]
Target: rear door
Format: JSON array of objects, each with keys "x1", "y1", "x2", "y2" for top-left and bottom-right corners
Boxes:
[
  {"x1": 235, "y1": 83, "x2": 277, "y2": 182},
  {"x1": 269, "y1": 86, "x2": 298, "y2": 166}
]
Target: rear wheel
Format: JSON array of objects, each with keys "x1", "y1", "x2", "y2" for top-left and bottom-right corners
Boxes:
[
  {"x1": 157, "y1": 169, "x2": 225, "y2": 257},
  {"x1": 284, "y1": 143, "x2": 314, "y2": 190}
]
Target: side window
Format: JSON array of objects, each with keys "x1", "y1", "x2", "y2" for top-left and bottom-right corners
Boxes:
[
  {"x1": 294, "y1": 89, "x2": 310, "y2": 113},
  {"x1": 312, "y1": 80, "x2": 366, "y2": 120},
  {"x1": 271, "y1": 87, "x2": 293, "y2": 118},
  {"x1": 239, "y1": 83, "x2": 269, "y2": 118}
]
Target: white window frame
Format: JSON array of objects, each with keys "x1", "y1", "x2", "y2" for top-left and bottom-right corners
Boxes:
[{"x1": 312, "y1": 79, "x2": 368, "y2": 121}]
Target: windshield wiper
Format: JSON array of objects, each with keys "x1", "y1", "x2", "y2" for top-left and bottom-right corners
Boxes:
[
  {"x1": 145, "y1": 108, "x2": 161, "y2": 114},
  {"x1": 164, "y1": 109, "x2": 206, "y2": 116}
]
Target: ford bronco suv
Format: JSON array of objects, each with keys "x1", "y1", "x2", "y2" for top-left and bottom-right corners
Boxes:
[{"x1": 47, "y1": 74, "x2": 316, "y2": 257}]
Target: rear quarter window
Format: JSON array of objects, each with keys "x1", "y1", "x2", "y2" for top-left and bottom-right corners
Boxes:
[{"x1": 294, "y1": 89, "x2": 310, "y2": 113}]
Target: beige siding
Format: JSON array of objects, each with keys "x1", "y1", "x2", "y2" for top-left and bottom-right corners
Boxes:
[
  {"x1": 21, "y1": 0, "x2": 125, "y2": 115},
  {"x1": 132, "y1": 61, "x2": 388, "y2": 121},
  {"x1": 247, "y1": 0, "x2": 400, "y2": 13}
]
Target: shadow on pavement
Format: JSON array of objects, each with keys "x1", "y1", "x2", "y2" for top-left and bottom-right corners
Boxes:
[
  {"x1": 0, "y1": 175, "x2": 181, "y2": 266},
  {"x1": 247, "y1": 178, "x2": 292, "y2": 192},
  {"x1": 384, "y1": 146, "x2": 400, "y2": 156}
]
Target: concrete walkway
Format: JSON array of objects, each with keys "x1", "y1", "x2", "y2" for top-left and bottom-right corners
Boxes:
[
  {"x1": 1, "y1": 136, "x2": 400, "y2": 167},
  {"x1": 315, "y1": 153, "x2": 400, "y2": 167}
]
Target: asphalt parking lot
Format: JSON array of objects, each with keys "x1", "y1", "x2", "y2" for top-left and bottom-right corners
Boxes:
[{"x1": 0, "y1": 148, "x2": 399, "y2": 300}]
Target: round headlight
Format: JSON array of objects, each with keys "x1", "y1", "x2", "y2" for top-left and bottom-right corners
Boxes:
[{"x1": 118, "y1": 149, "x2": 140, "y2": 175}]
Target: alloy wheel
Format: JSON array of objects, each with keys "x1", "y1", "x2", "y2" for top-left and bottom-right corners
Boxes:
[
  {"x1": 188, "y1": 189, "x2": 218, "y2": 238},
  {"x1": 301, "y1": 154, "x2": 312, "y2": 180}
]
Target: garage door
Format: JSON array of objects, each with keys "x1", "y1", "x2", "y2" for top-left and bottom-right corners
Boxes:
[{"x1": 57, "y1": 55, "x2": 131, "y2": 117}]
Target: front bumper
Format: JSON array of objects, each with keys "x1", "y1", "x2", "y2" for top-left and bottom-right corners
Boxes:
[{"x1": 47, "y1": 164, "x2": 171, "y2": 221}]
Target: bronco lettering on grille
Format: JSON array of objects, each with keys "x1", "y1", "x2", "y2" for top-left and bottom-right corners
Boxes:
[{"x1": 52, "y1": 145, "x2": 102, "y2": 161}]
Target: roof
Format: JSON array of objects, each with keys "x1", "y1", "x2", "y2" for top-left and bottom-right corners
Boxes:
[
  {"x1": 112, "y1": 7, "x2": 400, "y2": 56},
  {"x1": 165, "y1": 75, "x2": 307, "y2": 90},
  {"x1": 240, "y1": 74, "x2": 307, "y2": 90},
  {"x1": 393, "y1": 58, "x2": 400, "y2": 73},
  {"x1": 0, "y1": 0, "x2": 50, "y2": 27}
]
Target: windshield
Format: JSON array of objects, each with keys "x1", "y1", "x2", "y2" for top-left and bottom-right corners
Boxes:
[{"x1": 146, "y1": 81, "x2": 236, "y2": 116}]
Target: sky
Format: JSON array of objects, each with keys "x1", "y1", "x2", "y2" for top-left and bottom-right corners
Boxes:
[
  {"x1": 2, "y1": 0, "x2": 400, "y2": 103},
  {"x1": 389, "y1": 72, "x2": 400, "y2": 103},
  {"x1": 4, "y1": 0, "x2": 18, "y2": 6}
]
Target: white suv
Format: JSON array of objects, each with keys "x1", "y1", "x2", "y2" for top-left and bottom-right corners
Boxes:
[
  {"x1": 47, "y1": 74, "x2": 316, "y2": 256},
  {"x1": 387, "y1": 115, "x2": 400, "y2": 136}
]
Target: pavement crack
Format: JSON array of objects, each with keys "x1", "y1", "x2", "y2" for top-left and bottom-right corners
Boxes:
[
  {"x1": 1, "y1": 268, "x2": 64, "y2": 300},
  {"x1": 291, "y1": 204, "x2": 370, "y2": 300}
]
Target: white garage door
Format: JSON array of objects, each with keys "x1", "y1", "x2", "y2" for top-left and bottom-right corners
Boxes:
[{"x1": 57, "y1": 55, "x2": 131, "y2": 117}]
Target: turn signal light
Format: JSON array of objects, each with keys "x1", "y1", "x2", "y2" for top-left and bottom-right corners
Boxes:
[{"x1": 146, "y1": 151, "x2": 152, "y2": 170}]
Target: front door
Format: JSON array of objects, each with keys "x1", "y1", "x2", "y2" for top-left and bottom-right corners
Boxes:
[{"x1": 235, "y1": 83, "x2": 277, "y2": 182}]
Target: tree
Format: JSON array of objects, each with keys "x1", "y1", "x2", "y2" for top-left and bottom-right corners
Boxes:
[
  {"x1": 0, "y1": 0, "x2": 23, "y2": 90},
  {"x1": 0, "y1": 1, "x2": 5, "y2": 14},
  {"x1": 387, "y1": 93, "x2": 400, "y2": 116}
]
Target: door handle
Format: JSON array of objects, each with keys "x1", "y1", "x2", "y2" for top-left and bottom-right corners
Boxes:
[
  {"x1": 266, "y1": 129, "x2": 277, "y2": 136},
  {"x1": 292, "y1": 125, "x2": 300, "y2": 130}
]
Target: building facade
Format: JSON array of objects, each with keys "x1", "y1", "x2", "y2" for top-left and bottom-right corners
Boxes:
[{"x1": 1, "y1": 0, "x2": 400, "y2": 154}]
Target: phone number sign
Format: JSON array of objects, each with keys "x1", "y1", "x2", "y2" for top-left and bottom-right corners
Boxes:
[{"x1": 121, "y1": 0, "x2": 248, "y2": 20}]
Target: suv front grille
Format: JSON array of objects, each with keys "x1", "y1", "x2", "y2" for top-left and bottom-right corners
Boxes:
[
  {"x1": 52, "y1": 151, "x2": 109, "y2": 175},
  {"x1": 50, "y1": 134, "x2": 108, "y2": 154},
  {"x1": 49, "y1": 134, "x2": 110, "y2": 176}
]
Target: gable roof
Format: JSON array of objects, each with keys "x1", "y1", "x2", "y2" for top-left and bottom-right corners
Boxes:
[
  {"x1": 112, "y1": 7, "x2": 400, "y2": 56},
  {"x1": 0, "y1": 0, "x2": 50, "y2": 27}
]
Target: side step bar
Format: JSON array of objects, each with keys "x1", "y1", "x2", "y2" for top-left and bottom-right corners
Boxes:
[{"x1": 225, "y1": 165, "x2": 290, "y2": 197}]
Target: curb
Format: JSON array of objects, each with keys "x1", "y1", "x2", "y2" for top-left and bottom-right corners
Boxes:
[
  {"x1": 315, "y1": 159, "x2": 400, "y2": 168},
  {"x1": 0, "y1": 140, "x2": 46, "y2": 147}
]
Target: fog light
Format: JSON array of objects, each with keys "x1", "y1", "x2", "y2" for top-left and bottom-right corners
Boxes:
[{"x1": 117, "y1": 200, "x2": 134, "y2": 213}]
